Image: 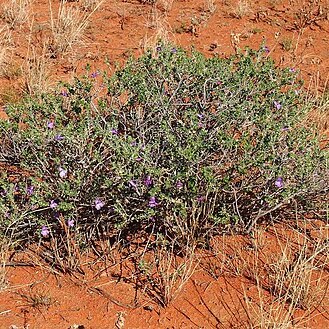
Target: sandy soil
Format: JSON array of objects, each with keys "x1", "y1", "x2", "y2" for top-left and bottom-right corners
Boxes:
[{"x1": 1, "y1": 0, "x2": 329, "y2": 328}]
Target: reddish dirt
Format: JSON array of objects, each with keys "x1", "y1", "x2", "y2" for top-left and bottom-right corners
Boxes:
[
  {"x1": 0, "y1": 0, "x2": 329, "y2": 94},
  {"x1": 1, "y1": 220, "x2": 329, "y2": 328},
  {"x1": 1, "y1": 1, "x2": 329, "y2": 328}
]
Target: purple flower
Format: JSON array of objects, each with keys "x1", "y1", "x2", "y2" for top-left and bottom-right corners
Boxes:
[
  {"x1": 59, "y1": 167, "x2": 67, "y2": 178},
  {"x1": 136, "y1": 157, "x2": 143, "y2": 162},
  {"x1": 289, "y1": 67, "x2": 296, "y2": 73},
  {"x1": 282, "y1": 126, "x2": 289, "y2": 131},
  {"x1": 263, "y1": 45, "x2": 270, "y2": 53},
  {"x1": 197, "y1": 196, "x2": 206, "y2": 202},
  {"x1": 273, "y1": 101, "x2": 282, "y2": 110},
  {"x1": 67, "y1": 219, "x2": 74, "y2": 227},
  {"x1": 95, "y1": 198, "x2": 105, "y2": 210},
  {"x1": 50, "y1": 200, "x2": 58, "y2": 209},
  {"x1": 149, "y1": 196, "x2": 158, "y2": 208},
  {"x1": 91, "y1": 71, "x2": 99, "y2": 78},
  {"x1": 144, "y1": 175, "x2": 152, "y2": 187},
  {"x1": 111, "y1": 129, "x2": 118, "y2": 135},
  {"x1": 47, "y1": 121, "x2": 55, "y2": 129},
  {"x1": 176, "y1": 181, "x2": 183, "y2": 189},
  {"x1": 129, "y1": 180, "x2": 137, "y2": 189},
  {"x1": 275, "y1": 177, "x2": 284, "y2": 188},
  {"x1": 41, "y1": 226, "x2": 49, "y2": 237},
  {"x1": 54, "y1": 134, "x2": 64, "y2": 141},
  {"x1": 0, "y1": 188, "x2": 7, "y2": 197},
  {"x1": 60, "y1": 90, "x2": 68, "y2": 97},
  {"x1": 197, "y1": 113, "x2": 204, "y2": 119},
  {"x1": 26, "y1": 185, "x2": 34, "y2": 195},
  {"x1": 171, "y1": 47, "x2": 177, "y2": 53},
  {"x1": 156, "y1": 46, "x2": 162, "y2": 52}
]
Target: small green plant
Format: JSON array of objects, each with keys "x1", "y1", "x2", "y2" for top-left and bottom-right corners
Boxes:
[
  {"x1": 17, "y1": 288, "x2": 54, "y2": 312},
  {"x1": 0, "y1": 44, "x2": 327, "y2": 264},
  {"x1": 280, "y1": 37, "x2": 293, "y2": 51}
]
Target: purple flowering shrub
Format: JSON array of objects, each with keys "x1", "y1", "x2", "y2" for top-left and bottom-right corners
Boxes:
[{"x1": 0, "y1": 45, "x2": 327, "y2": 248}]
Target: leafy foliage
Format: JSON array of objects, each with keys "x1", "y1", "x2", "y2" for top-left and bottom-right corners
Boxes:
[{"x1": 0, "y1": 45, "x2": 327, "y2": 247}]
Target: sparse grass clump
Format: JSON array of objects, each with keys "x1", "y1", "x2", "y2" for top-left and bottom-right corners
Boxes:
[
  {"x1": 292, "y1": 0, "x2": 329, "y2": 30},
  {"x1": 79, "y1": 0, "x2": 103, "y2": 12},
  {"x1": 229, "y1": 0, "x2": 251, "y2": 18},
  {"x1": 0, "y1": 44, "x2": 327, "y2": 260},
  {"x1": 1, "y1": 0, "x2": 31, "y2": 28},
  {"x1": 49, "y1": 0, "x2": 95, "y2": 56},
  {"x1": 22, "y1": 42, "x2": 51, "y2": 96},
  {"x1": 241, "y1": 225, "x2": 329, "y2": 328},
  {"x1": 0, "y1": 24, "x2": 13, "y2": 76}
]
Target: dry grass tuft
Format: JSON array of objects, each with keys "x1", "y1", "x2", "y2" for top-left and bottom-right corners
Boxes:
[
  {"x1": 141, "y1": 9, "x2": 174, "y2": 54},
  {"x1": 302, "y1": 74, "x2": 329, "y2": 146},
  {"x1": 0, "y1": 24, "x2": 13, "y2": 77},
  {"x1": 49, "y1": 0, "x2": 99, "y2": 57},
  {"x1": 229, "y1": 0, "x2": 252, "y2": 19},
  {"x1": 0, "y1": 238, "x2": 12, "y2": 292},
  {"x1": 0, "y1": 255, "x2": 8, "y2": 292},
  {"x1": 79, "y1": 0, "x2": 103, "y2": 12},
  {"x1": 21, "y1": 41, "x2": 52, "y2": 96},
  {"x1": 139, "y1": 238, "x2": 199, "y2": 306},
  {"x1": 239, "y1": 223, "x2": 329, "y2": 328},
  {"x1": 291, "y1": 0, "x2": 329, "y2": 31},
  {"x1": 17, "y1": 287, "x2": 54, "y2": 311},
  {"x1": 1, "y1": 0, "x2": 31, "y2": 28},
  {"x1": 266, "y1": 242, "x2": 327, "y2": 310},
  {"x1": 157, "y1": 0, "x2": 174, "y2": 12},
  {"x1": 305, "y1": 105, "x2": 329, "y2": 145},
  {"x1": 203, "y1": 0, "x2": 217, "y2": 14}
]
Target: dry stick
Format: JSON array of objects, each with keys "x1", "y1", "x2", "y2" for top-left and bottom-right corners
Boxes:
[
  {"x1": 3, "y1": 261, "x2": 35, "y2": 267},
  {"x1": 87, "y1": 286, "x2": 140, "y2": 309},
  {"x1": 246, "y1": 202, "x2": 285, "y2": 234},
  {"x1": 245, "y1": 191, "x2": 305, "y2": 234}
]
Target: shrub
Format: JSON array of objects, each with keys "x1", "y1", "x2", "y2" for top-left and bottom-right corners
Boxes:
[{"x1": 0, "y1": 45, "x2": 327, "y2": 248}]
